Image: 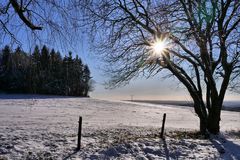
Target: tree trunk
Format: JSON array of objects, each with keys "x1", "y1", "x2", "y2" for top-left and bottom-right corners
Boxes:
[
  {"x1": 192, "y1": 97, "x2": 222, "y2": 135},
  {"x1": 193, "y1": 99, "x2": 208, "y2": 135},
  {"x1": 207, "y1": 107, "x2": 221, "y2": 134},
  {"x1": 200, "y1": 118, "x2": 207, "y2": 135}
]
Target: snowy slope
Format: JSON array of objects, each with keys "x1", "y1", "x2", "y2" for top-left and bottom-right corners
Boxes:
[{"x1": 0, "y1": 95, "x2": 240, "y2": 159}]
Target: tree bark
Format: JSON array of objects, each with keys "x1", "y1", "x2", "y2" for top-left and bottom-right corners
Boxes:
[
  {"x1": 192, "y1": 95, "x2": 222, "y2": 135},
  {"x1": 207, "y1": 106, "x2": 221, "y2": 134},
  {"x1": 192, "y1": 98, "x2": 208, "y2": 135},
  {"x1": 200, "y1": 118, "x2": 207, "y2": 135}
]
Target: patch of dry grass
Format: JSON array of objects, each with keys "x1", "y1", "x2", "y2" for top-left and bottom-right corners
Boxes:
[
  {"x1": 167, "y1": 130, "x2": 206, "y2": 139},
  {"x1": 224, "y1": 130, "x2": 240, "y2": 138}
]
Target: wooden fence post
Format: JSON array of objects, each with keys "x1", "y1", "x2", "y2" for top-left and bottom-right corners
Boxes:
[
  {"x1": 77, "y1": 116, "x2": 82, "y2": 150},
  {"x1": 160, "y1": 113, "x2": 166, "y2": 139}
]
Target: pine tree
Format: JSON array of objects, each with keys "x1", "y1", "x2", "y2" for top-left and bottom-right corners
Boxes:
[
  {"x1": 39, "y1": 45, "x2": 50, "y2": 93},
  {"x1": 53, "y1": 51, "x2": 64, "y2": 95},
  {"x1": 48, "y1": 49, "x2": 63, "y2": 94},
  {"x1": 0, "y1": 45, "x2": 93, "y2": 96},
  {"x1": 0, "y1": 46, "x2": 14, "y2": 92},
  {"x1": 30, "y1": 46, "x2": 41, "y2": 93},
  {"x1": 62, "y1": 55, "x2": 69, "y2": 95},
  {"x1": 11, "y1": 47, "x2": 29, "y2": 92},
  {"x1": 74, "y1": 55, "x2": 84, "y2": 96},
  {"x1": 1, "y1": 45, "x2": 12, "y2": 74},
  {"x1": 83, "y1": 65, "x2": 91, "y2": 97}
]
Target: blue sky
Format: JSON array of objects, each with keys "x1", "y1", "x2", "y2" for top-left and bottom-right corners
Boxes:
[
  {"x1": 0, "y1": 1, "x2": 239, "y2": 101},
  {"x1": 1, "y1": 30, "x2": 240, "y2": 101},
  {"x1": 1, "y1": 31, "x2": 240, "y2": 101},
  {"x1": 76, "y1": 37, "x2": 240, "y2": 101}
]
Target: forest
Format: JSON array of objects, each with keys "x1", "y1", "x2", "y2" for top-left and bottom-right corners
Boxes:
[{"x1": 0, "y1": 45, "x2": 92, "y2": 97}]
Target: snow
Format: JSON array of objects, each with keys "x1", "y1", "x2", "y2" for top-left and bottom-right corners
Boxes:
[{"x1": 0, "y1": 94, "x2": 240, "y2": 159}]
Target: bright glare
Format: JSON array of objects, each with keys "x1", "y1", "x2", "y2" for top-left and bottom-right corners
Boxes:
[{"x1": 152, "y1": 39, "x2": 168, "y2": 55}]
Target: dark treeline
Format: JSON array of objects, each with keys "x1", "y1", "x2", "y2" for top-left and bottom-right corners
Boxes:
[{"x1": 0, "y1": 45, "x2": 92, "y2": 96}]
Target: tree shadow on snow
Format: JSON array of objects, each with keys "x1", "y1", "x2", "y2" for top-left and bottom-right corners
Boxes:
[
  {"x1": 210, "y1": 133, "x2": 240, "y2": 160},
  {"x1": 62, "y1": 149, "x2": 79, "y2": 160}
]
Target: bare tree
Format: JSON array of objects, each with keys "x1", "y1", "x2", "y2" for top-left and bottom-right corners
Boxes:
[
  {"x1": 81, "y1": 0, "x2": 240, "y2": 134},
  {"x1": 0, "y1": 0, "x2": 82, "y2": 47}
]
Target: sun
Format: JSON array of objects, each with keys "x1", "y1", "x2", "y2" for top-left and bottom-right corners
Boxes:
[{"x1": 151, "y1": 39, "x2": 168, "y2": 55}]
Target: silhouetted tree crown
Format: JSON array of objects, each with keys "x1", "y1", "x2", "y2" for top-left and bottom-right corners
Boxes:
[{"x1": 80, "y1": 0, "x2": 240, "y2": 135}]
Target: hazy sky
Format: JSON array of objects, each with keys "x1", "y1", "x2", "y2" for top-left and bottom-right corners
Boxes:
[
  {"x1": 1, "y1": 32, "x2": 240, "y2": 101},
  {"x1": 79, "y1": 41, "x2": 240, "y2": 101},
  {"x1": 1, "y1": 4, "x2": 239, "y2": 101}
]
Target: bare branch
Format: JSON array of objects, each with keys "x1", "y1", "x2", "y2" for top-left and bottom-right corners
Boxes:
[{"x1": 10, "y1": 0, "x2": 42, "y2": 30}]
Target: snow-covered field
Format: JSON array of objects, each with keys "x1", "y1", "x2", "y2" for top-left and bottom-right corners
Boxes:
[{"x1": 0, "y1": 95, "x2": 240, "y2": 159}]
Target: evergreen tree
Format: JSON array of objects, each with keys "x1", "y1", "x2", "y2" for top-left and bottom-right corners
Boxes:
[
  {"x1": 62, "y1": 55, "x2": 69, "y2": 96},
  {"x1": 39, "y1": 45, "x2": 50, "y2": 93},
  {"x1": 30, "y1": 46, "x2": 41, "y2": 93},
  {"x1": 0, "y1": 45, "x2": 93, "y2": 96},
  {"x1": 83, "y1": 65, "x2": 91, "y2": 96},
  {"x1": 53, "y1": 51, "x2": 64, "y2": 95},
  {"x1": 0, "y1": 45, "x2": 12, "y2": 91},
  {"x1": 73, "y1": 55, "x2": 84, "y2": 96},
  {"x1": 48, "y1": 49, "x2": 63, "y2": 94},
  {"x1": 11, "y1": 47, "x2": 29, "y2": 92},
  {"x1": 40, "y1": 45, "x2": 50, "y2": 70},
  {"x1": 1, "y1": 45, "x2": 12, "y2": 74},
  {"x1": 67, "y1": 52, "x2": 74, "y2": 95}
]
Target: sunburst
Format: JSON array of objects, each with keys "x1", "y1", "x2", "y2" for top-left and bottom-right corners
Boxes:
[{"x1": 151, "y1": 38, "x2": 169, "y2": 56}]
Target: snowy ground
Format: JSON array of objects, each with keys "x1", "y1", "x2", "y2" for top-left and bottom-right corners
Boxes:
[{"x1": 0, "y1": 95, "x2": 240, "y2": 159}]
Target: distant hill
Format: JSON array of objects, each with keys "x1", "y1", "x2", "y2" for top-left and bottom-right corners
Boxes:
[{"x1": 127, "y1": 100, "x2": 240, "y2": 112}]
